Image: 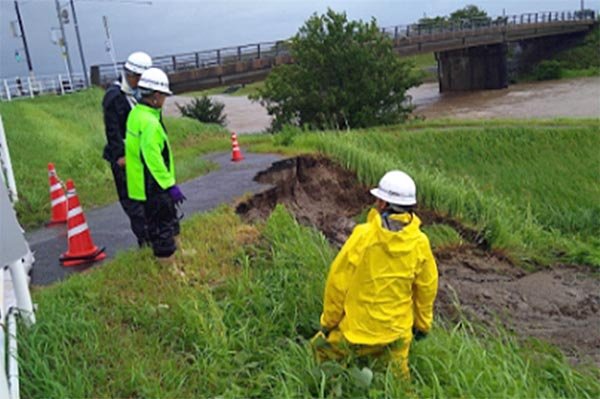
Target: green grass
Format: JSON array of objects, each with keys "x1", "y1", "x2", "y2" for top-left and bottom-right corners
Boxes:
[
  {"x1": 183, "y1": 81, "x2": 266, "y2": 98},
  {"x1": 422, "y1": 224, "x2": 463, "y2": 250},
  {"x1": 401, "y1": 52, "x2": 437, "y2": 81},
  {"x1": 243, "y1": 121, "x2": 600, "y2": 266},
  {"x1": 20, "y1": 206, "x2": 600, "y2": 397},
  {"x1": 0, "y1": 88, "x2": 231, "y2": 228}
]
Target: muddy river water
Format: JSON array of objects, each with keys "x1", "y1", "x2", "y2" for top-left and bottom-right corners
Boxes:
[
  {"x1": 165, "y1": 76, "x2": 600, "y2": 132},
  {"x1": 410, "y1": 76, "x2": 600, "y2": 120}
]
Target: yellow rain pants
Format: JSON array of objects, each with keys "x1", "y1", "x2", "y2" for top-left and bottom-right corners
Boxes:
[{"x1": 311, "y1": 328, "x2": 411, "y2": 377}]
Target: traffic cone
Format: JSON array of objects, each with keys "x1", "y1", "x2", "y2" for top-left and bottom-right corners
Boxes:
[
  {"x1": 231, "y1": 132, "x2": 244, "y2": 162},
  {"x1": 59, "y1": 179, "x2": 106, "y2": 267},
  {"x1": 47, "y1": 163, "x2": 67, "y2": 225}
]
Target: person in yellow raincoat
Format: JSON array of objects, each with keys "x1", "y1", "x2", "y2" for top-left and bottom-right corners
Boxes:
[{"x1": 312, "y1": 170, "x2": 438, "y2": 377}]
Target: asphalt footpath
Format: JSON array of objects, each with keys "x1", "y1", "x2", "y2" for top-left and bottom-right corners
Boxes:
[{"x1": 26, "y1": 152, "x2": 282, "y2": 286}]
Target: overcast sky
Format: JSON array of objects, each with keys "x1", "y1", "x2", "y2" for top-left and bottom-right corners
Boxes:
[{"x1": 1, "y1": 0, "x2": 597, "y2": 78}]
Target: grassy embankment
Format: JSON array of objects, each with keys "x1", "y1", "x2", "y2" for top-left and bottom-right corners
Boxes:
[
  {"x1": 523, "y1": 25, "x2": 600, "y2": 81},
  {"x1": 20, "y1": 206, "x2": 600, "y2": 398},
  {"x1": 244, "y1": 119, "x2": 600, "y2": 266},
  {"x1": 6, "y1": 92, "x2": 599, "y2": 397},
  {"x1": 554, "y1": 25, "x2": 600, "y2": 78},
  {"x1": 0, "y1": 88, "x2": 231, "y2": 228}
]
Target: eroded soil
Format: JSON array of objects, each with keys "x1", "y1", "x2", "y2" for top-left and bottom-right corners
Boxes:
[{"x1": 236, "y1": 155, "x2": 600, "y2": 366}]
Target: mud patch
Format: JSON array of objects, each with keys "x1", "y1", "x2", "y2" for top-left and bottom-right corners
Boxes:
[{"x1": 236, "y1": 156, "x2": 600, "y2": 366}]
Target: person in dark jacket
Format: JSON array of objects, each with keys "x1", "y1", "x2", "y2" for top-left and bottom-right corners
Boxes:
[{"x1": 102, "y1": 51, "x2": 152, "y2": 246}]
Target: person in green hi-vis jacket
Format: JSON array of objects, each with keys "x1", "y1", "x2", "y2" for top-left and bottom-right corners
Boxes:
[{"x1": 125, "y1": 68, "x2": 185, "y2": 260}]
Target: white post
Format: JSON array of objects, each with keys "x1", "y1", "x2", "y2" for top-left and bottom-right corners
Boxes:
[
  {"x1": 3, "y1": 80, "x2": 11, "y2": 101},
  {"x1": 26, "y1": 76, "x2": 33, "y2": 98},
  {"x1": 58, "y1": 74, "x2": 65, "y2": 95},
  {"x1": 7, "y1": 309, "x2": 19, "y2": 399},
  {"x1": 8, "y1": 259, "x2": 35, "y2": 327},
  {"x1": 0, "y1": 115, "x2": 18, "y2": 203},
  {"x1": 0, "y1": 268, "x2": 9, "y2": 399}
]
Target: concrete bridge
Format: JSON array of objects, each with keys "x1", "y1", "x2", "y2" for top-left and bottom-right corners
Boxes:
[{"x1": 90, "y1": 10, "x2": 597, "y2": 93}]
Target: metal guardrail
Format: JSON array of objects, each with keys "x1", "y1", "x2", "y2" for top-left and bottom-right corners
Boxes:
[
  {"x1": 92, "y1": 9, "x2": 595, "y2": 85},
  {"x1": 380, "y1": 9, "x2": 595, "y2": 38},
  {"x1": 0, "y1": 73, "x2": 87, "y2": 102},
  {"x1": 94, "y1": 41, "x2": 287, "y2": 85}
]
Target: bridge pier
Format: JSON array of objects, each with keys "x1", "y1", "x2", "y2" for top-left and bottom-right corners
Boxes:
[{"x1": 436, "y1": 44, "x2": 508, "y2": 92}]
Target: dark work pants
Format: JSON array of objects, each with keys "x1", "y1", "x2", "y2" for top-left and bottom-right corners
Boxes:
[
  {"x1": 145, "y1": 191, "x2": 177, "y2": 258},
  {"x1": 110, "y1": 162, "x2": 148, "y2": 247}
]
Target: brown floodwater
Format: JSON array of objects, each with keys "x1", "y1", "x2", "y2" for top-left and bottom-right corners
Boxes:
[{"x1": 409, "y1": 76, "x2": 600, "y2": 119}]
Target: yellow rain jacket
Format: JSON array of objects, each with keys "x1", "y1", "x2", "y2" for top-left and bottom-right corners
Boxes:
[{"x1": 320, "y1": 209, "x2": 438, "y2": 346}]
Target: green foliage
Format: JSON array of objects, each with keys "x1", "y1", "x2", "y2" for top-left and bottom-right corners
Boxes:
[
  {"x1": 18, "y1": 207, "x2": 600, "y2": 397},
  {"x1": 176, "y1": 95, "x2": 226, "y2": 125},
  {"x1": 419, "y1": 4, "x2": 490, "y2": 27},
  {"x1": 422, "y1": 224, "x2": 463, "y2": 250},
  {"x1": 254, "y1": 9, "x2": 421, "y2": 131},
  {"x1": 449, "y1": 5, "x2": 489, "y2": 22},
  {"x1": 0, "y1": 88, "x2": 230, "y2": 227},
  {"x1": 533, "y1": 60, "x2": 562, "y2": 81},
  {"x1": 555, "y1": 26, "x2": 600, "y2": 71}
]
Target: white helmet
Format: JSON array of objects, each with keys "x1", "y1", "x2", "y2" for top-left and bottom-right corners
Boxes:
[
  {"x1": 138, "y1": 68, "x2": 172, "y2": 95},
  {"x1": 124, "y1": 51, "x2": 152, "y2": 74},
  {"x1": 370, "y1": 170, "x2": 416, "y2": 206}
]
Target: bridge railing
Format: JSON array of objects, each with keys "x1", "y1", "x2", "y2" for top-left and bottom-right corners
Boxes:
[
  {"x1": 95, "y1": 41, "x2": 289, "y2": 84},
  {"x1": 380, "y1": 9, "x2": 596, "y2": 39},
  {"x1": 92, "y1": 9, "x2": 596, "y2": 85}
]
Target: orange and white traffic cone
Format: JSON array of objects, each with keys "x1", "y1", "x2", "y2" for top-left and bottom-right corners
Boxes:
[
  {"x1": 231, "y1": 132, "x2": 244, "y2": 162},
  {"x1": 59, "y1": 179, "x2": 106, "y2": 267},
  {"x1": 47, "y1": 163, "x2": 67, "y2": 225}
]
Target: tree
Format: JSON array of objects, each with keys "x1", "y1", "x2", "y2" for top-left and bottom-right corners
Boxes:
[
  {"x1": 418, "y1": 5, "x2": 490, "y2": 29},
  {"x1": 253, "y1": 9, "x2": 421, "y2": 131},
  {"x1": 449, "y1": 5, "x2": 489, "y2": 24}
]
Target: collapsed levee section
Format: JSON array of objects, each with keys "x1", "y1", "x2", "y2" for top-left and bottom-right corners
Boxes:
[
  {"x1": 236, "y1": 155, "x2": 600, "y2": 366},
  {"x1": 236, "y1": 155, "x2": 373, "y2": 246}
]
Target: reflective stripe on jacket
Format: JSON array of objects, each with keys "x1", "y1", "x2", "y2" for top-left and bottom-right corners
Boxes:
[
  {"x1": 125, "y1": 104, "x2": 175, "y2": 201},
  {"x1": 320, "y1": 208, "x2": 438, "y2": 346}
]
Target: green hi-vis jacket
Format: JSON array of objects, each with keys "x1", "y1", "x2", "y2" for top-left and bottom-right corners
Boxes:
[
  {"x1": 320, "y1": 208, "x2": 438, "y2": 346},
  {"x1": 125, "y1": 104, "x2": 175, "y2": 201}
]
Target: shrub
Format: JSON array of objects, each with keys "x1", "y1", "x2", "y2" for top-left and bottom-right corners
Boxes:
[
  {"x1": 253, "y1": 9, "x2": 421, "y2": 131},
  {"x1": 533, "y1": 60, "x2": 562, "y2": 81},
  {"x1": 177, "y1": 96, "x2": 226, "y2": 126}
]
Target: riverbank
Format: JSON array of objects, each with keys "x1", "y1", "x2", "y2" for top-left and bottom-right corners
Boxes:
[{"x1": 164, "y1": 76, "x2": 600, "y2": 134}]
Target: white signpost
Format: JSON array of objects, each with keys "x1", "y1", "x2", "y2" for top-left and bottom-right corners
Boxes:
[
  {"x1": 0, "y1": 116, "x2": 35, "y2": 399},
  {"x1": 0, "y1": 115, "x2": 18, "y2": 203}
]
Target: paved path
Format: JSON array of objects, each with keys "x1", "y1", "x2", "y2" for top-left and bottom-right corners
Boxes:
[
  {"x1": 27, "y1": 152, "x2": 282, "y2": 286},
  {"x1": 164, "y1": 95, "x2": 272, "y2": 134}
]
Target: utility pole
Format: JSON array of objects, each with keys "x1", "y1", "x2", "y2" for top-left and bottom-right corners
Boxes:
[
  {"x1": 54, "y1": 0, "x2": 74, "y2": 86},
  {"x1": 69, "y1": 0, "x2": 89, "y2": 86},
  {"x1": 103, "y1": 15, "x2": 119, "y2": 78},
  {"x1": 13, "y1": 0, "x2": 33, "y2": 75}
]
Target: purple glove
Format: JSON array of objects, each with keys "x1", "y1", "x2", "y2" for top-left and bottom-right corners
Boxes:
[{"x1": 168, "y1": 185, "x2": 186, "y2": 204}]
